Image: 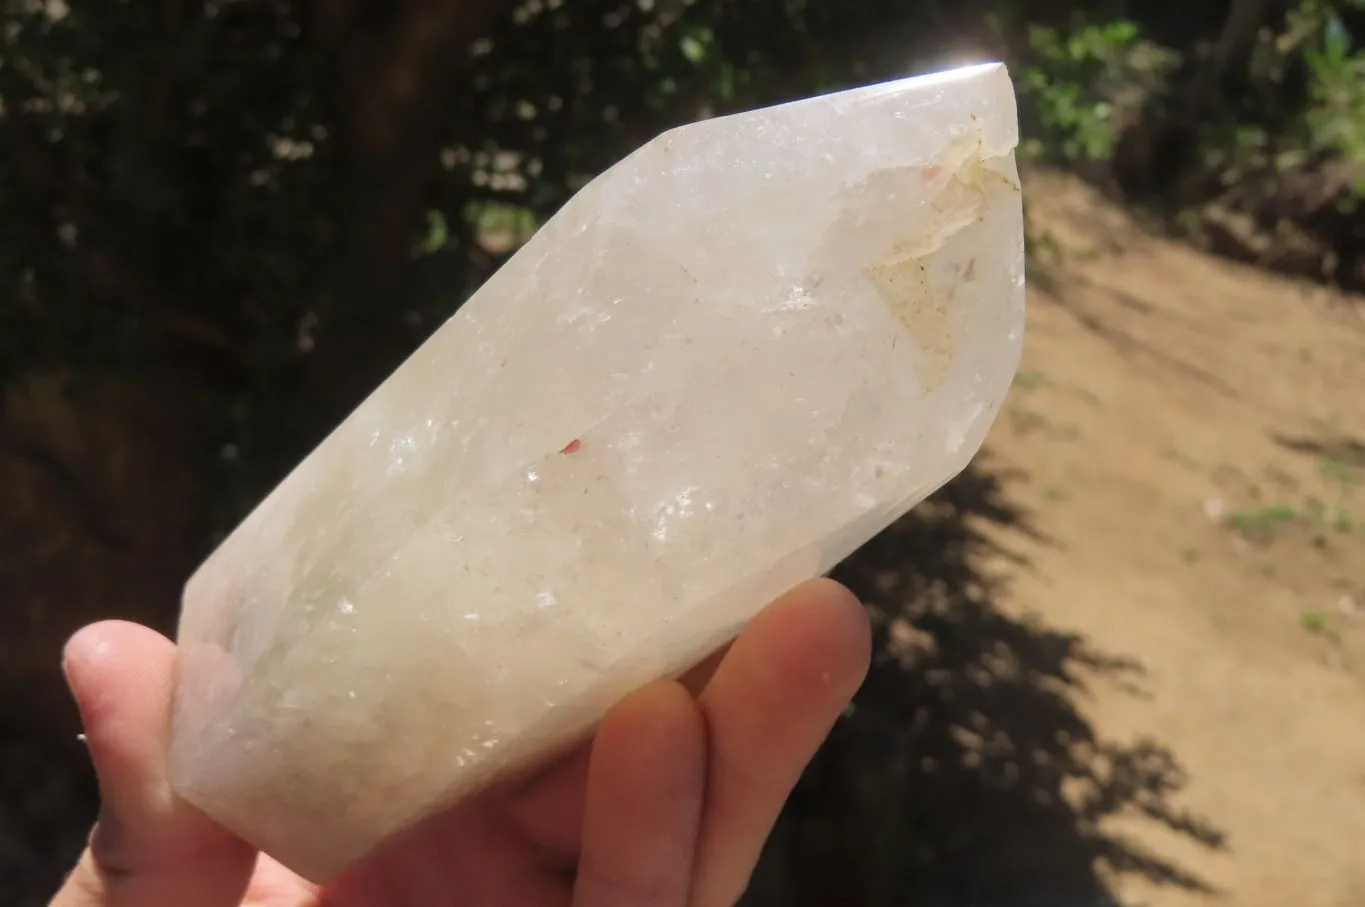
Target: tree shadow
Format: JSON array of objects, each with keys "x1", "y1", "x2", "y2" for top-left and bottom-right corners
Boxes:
[
  {"x1": 745, "y1": 458, "x2": 1226, "y2": 907},
  {"x1": 1273, "y1": 432, "x2": 1365, "y2": 473},
  {"x1": 8, "y1": 457, "x2": 1229, "y2": 907},
  {"x1": 1041, "y1": 285, "x2": 1243, "y2": 406}
]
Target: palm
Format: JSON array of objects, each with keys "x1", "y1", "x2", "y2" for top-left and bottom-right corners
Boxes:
[{"x1": 53, "y1": 579, "x2": 870, "y2": 907}]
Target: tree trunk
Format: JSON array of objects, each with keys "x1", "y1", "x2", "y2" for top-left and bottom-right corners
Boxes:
[
  {"x1": 297, "y1": 0, "x2": 512, "y2": 444},
  {"x1": 1112, "y1": 0, "x2": 1277, "y2": 200}
]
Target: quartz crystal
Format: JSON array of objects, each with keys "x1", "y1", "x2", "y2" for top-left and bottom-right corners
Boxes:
[{"x1": 167, "y1": 61, "x2": 1026, "y2": 882}]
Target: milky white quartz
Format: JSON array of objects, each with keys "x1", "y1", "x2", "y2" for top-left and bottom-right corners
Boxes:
[{"x1": 167, "y1": 61, "x2": 1025, "y2": 881}]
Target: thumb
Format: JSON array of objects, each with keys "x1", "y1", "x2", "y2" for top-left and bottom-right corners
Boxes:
[{"x1": 52, "y1": 620, "x2": 256, "y2": 907}]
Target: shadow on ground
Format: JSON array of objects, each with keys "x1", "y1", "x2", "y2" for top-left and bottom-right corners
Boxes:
[
  {"x1": 3, "y1": 459, "x2": 1228, "y2": 907},
  {"x1": 745, "y1": 459, "x2": 1226, "y2": 907},
  {"x1": 1274, "y1": 432, "x2": 1365, "y2": 473}
]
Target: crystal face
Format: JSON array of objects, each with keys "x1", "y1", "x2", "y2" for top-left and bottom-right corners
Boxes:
[{"x1": 167, "y1": 61, "x2": 1025, "y2": 882}]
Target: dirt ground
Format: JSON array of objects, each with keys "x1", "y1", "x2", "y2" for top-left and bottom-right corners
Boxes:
[{"x1": 984, "y1": 170, "x2": 1365, "y2": 907}]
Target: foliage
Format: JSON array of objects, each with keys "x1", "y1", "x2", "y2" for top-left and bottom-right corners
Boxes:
[
  {"x1": 2, "y1": 0, "x2": 1363, "y2": 538},
  {"x1": 1, "y1": 0, "x2": 1363, "y2": 524},
  {"x1": 0, "y1": 0, "x2": 1022, "y2": 527},
  {"x1": 1191, "y1": 0, "x2": 1365, "y2": 199},
  {"x1": 1010, "y1": 0, "x2": 1365, "y2": 209},
  {"x1": 1005, "y1": 0, "x2": 1365, "y2": 286},
  {"x1": 1298, "y1": 1, "x2": 1365, "y2": 194},
  {"x1": 1019, "y1": 16, "x2": 1143, "y2": 162}
]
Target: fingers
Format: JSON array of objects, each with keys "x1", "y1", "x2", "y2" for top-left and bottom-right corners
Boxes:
[
  {"x1": 690, "y1": 578, "x2": 871, "y2": 907},
  {"x1": 504, "y1": 741, "x2": 593, "y2": 859},
  {"x1": 517, "y1": 578, "x2": 869, "y2": 907},
  {"x1": 52, "y1": 621, "x2": 256, "y2": 907},
  {"x1": 508, "y1": 643, "x2": 735, "y2": 860},
  {"x1": 572, "y1": 679, "x2": 706, "y2": 907}
]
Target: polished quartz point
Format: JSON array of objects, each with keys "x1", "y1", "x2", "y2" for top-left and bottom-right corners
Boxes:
[{"x1": 167, "y1": 61, "x2": 1025, "y2": 882}]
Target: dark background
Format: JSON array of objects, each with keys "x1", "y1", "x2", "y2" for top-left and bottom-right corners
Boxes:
[{"x1": 3, "y1": 0, "x2": 1361, "y2": 903}]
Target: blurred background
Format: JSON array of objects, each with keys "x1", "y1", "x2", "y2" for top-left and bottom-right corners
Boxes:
[{"x1": 2, "y1": 0, "x2": 1364, "y2": 904}]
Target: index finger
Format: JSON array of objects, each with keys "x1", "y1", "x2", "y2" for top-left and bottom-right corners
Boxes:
[{"x1": 688, "y1": 578, "x2": 871, "y2": 907}]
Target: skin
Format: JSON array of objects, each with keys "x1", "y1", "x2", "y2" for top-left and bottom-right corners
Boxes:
[{"x1": 51, "y1": 577, "x2": 871, "y2": 907}]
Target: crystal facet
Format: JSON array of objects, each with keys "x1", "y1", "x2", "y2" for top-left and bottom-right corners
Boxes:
[{"x1": 167, "y1": 61, "x2": 1025, "y2": 881}]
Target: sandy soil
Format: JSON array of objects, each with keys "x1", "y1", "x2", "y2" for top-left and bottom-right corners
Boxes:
[{"x1": 982, "y1": 170, "x2": 1365, "y2": 907}]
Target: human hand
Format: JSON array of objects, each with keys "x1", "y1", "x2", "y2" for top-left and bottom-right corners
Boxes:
[{"x1": 51, "y1": 578, "x2": 870, "y2": 907}]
